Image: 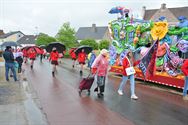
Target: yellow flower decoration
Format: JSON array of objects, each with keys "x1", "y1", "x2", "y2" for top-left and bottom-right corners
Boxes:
[{"x1": 151, "y1": 22, "x2": 168, "y2": 40}]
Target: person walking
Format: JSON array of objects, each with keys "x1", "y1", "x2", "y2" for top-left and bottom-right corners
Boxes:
[
  {"x1": 15, "y1": 50, "x2": 23, "y2": 73},
  {"x1": 2, "y1": 46, "x2": 18, "y2": 81},
  {"x1": 40, "y1": 49, "x2": 44, "y2": 63},
  {"x1": 23, "y1": 49, "x2": 28, "y2": 63},
  {"x1": 88, "y1": 51, "x2": 96, "y2": 70},
  {"x1": 181, "y1": 59, "x2": 188, "y2": 100},
  {"x1": 78, "y1": 49, "x2": 87, "y2": 75},
  {"x1": 117, "y1": 51, "x2": 138, "y2": 100},
  {"x1": 49, "y1": 47, "x2": 59, "y2": 77},
  {"x1": 91, "y1": 49, "x2": 109, "y2": 98},
  {"x1": 28, "y1": 48, "x2": 37, "y2": 69},
  {"x1": 70, "y1": 50, "x2": 77, "y2": 68}
]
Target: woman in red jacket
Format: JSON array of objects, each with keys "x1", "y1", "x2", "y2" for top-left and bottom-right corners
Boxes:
[
  {"x1": 29, "y1": 48, "x2": 36, "y2": 69},
  {"x1": 71, "y1": 51, "x2": 77, "y2": 68},
  {"x1": 50, "y1": 47, "x2": 59, "y2": 77},
  {"x1": 23, "y1": 49, "x2": 28, "y2": 63},
  {"x1": 78, "y1": 49, "x2": 86, "y2": 75},
  {"x1": 181, "y1": 59, "x2": 188, "y2": 100},
  {"x1": 117, "y1": 51, "x2": 138, "y2": 100}
]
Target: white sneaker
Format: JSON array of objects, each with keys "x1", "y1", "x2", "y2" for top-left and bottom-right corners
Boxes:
[
  {"x1": 131, "y1": 95, "x2": 138, "y2": 100},
  {"x1": 183, "y1": 96, "x2": 188, "y2": 101},
  {"x1": 118, "y1": 90, "x2": 123, "y2": 95}
]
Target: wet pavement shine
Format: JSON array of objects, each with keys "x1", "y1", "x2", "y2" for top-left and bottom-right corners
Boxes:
[{"x1": 24, "y1": 59, "x2": 188, "y2": 125}]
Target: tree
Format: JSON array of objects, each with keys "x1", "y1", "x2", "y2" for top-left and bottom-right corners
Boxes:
[
  {"x1": 56, "y1": 22, "x2": 77, "y2": 48},
  {"x1": 99, "y1": 40, "x2": 110, "y2": 50},
  {"x1": 80, "y1": 39, "x2": 98, "y2": 50},
  {"x1": 36, "y1": 33, "x2": 56, "y2": 46}
]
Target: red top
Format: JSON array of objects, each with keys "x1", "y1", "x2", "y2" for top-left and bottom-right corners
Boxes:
[
  {"x1": 70, "y1": 51, "x2": 76, "y2": 59},
  {"x1": 181, "y1": 59, "x2": 188, "y2": 76},
  {"x1": 23, "y1": 49, "x2": 28, "y2": 57},
  {"x1": 122, "y1": 56, "x2": 140, "y2": 76},
  {"x1": 29, "y1": 51, "x2": 36, "y2": 59},
  {"x1": 78, "y1": 52, "x2": 86, "y2": 63},
  {"x1": 50, "y1": 51, "x2": 59, "y2": 61},
  {"x1": 40, "y1": 49, "x2": 44, "y2": 55}
]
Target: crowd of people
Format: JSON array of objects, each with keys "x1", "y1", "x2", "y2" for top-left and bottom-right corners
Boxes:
[{"x1": 1, "y1": 46, "x2": 188, "y2": 100}]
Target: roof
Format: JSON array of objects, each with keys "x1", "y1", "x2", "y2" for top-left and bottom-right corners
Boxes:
[
  {"x1": 0, "y1": 30, "x2": 4, "y2": 36},
  {"x1": 17, "y1": 35, "x2": 37, "y2": 44},
  {"x1": 75, "y1": 26, "x2": 108, "y2": 40},
  {"x1": 144, "y1": 6, "x2": 188, "y2": 20},
  {"x1": 144, "y1": 9, "x2": 158, "y2": 20},
  {"x1": 0, "y1": 31, "x2": 24, "y2": 38}
]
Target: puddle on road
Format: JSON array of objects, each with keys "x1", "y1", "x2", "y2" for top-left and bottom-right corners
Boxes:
[{"x1": 22, "y1": 81, "x2": 48, "y2": 125}]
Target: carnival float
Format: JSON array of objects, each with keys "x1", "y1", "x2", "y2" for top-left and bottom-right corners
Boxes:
[{"x1": 108, "y1": 6, "x2": 188, "y2": 89}]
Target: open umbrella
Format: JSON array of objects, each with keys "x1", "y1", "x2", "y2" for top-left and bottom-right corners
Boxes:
[
  {"x1": 0, "y1": 41, "x2": 21, "y2": 47},
  {"x1": 39, "y1": 45, "x2": 46, "y2": 49},
  {"x1": 109, "y1": 6, "x2": 129, "y2": 14},
  {"x1": 22, "y1": 46, "x2": 43, "y2": 54},
  {"x1": 46, "y1": 42, "x2": 66, "y2": 53},
  {"x1": 75, "y1": 46, "x2": 93, "y2": 55}
]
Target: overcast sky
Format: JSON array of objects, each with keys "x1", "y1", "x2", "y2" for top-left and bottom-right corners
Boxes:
[{"x1": 0, "y1": 0, "x2": 188, "y2": 36}]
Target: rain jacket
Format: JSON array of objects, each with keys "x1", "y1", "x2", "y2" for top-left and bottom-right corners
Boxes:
[
  {"x1": 23, "y1": 49, "x2": 28, "y2": 57},
  {"x1": 91, "y1": 54, "x2": 108, "y2": 76},
  {"x1": 122, "y1": 56, "x2": 140, "y2": 76},
  {"x1": 181, "y1": 59, "x2": 188, "y2": 76},
  {"x1": 78, "y1": 52, "x2": 86, "y2": 63},
  {"x1": 70, "y1": 51, "x2": 76, "y2": 59},
  {"x1": 50, "y1": 51, "x2": 59, "y2": 61},
  {"x1": 3, "y1": 50, "x2": 14, "y2": 63}
]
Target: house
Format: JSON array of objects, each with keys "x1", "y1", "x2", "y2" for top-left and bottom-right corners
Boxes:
[
  {"x1": 0, "y1": 31, "x2": 24, "y2": 42},
  {"x1": 142, "y1": 3, "x2": 188, "y2": 25},
  {"x1": 17, "y1": 35, "x2": 37, "y2": 47},
  {"x1": 75, "y1": 24, "x2": 111, "y2": 43}
]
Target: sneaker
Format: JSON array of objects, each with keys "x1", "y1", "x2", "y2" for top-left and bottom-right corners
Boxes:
[
  {"x1": 131, "y1": 95, "x2": 138, "y2": 100},
  {"x1": 183, "y1": 96, "x2": 188, "y2": 101},
  {"x1": 118, "y1": 90, "x2": 123, "y2": 95}
]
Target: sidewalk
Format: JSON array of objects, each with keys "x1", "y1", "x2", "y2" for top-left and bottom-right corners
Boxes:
[{"x1": 0, "y1": 60, "x2": 48, "y2": 125}]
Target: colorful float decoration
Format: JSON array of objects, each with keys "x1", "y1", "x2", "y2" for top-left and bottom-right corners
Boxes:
[{"x1": 108, "y1": 7, "x2": 188, "y2": 89}]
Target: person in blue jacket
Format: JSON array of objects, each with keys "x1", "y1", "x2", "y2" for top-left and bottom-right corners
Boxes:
[{"x1": 88, "y1": 51, "x2": 96, "y2": 70}]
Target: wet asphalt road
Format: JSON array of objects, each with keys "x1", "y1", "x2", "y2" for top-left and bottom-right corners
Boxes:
[{"x1": 24, "y1": 58, "x2": 188, "y2": 125}]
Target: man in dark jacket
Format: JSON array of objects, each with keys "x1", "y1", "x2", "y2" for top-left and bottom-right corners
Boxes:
[{"x1": 3, "y1": 46, "x2": 18, "y2": 81}]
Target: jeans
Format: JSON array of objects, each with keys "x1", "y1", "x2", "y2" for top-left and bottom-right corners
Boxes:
[
  {"x1": 183, "y1": 76, "x2": 188, "y2": 96},
  {"x1": 118, "y1": 74, "x2": 135, "y2": 96},
  {"x1": 97, "y1": 76, "x2": 105, "y2": 93},
  {"x1": 5, "y1": 62, "x2": 17, "y2": 81}
]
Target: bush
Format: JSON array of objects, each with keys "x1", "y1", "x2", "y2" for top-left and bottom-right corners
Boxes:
[
  {"x1": 63, "y1": 51, "x2": 70, "y2": 58},
  {"x1": 99, "y1": 40, "x2": 110, "y2": 50}
]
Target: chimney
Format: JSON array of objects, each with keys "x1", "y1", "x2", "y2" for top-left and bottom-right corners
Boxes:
[
  {"x1": 161, "y1": 3, "x2": 166, "y2": 9},
  {"x1": 92, "y1": 24, "x2": 97, "y2": 32},
  {"x1": 141, "y1": 6, "x2": 146, "y2": 19}
]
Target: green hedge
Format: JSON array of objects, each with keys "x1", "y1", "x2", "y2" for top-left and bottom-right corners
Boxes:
[{"x1": 64, "y1": 51, "x2": 70, "y2": 58}]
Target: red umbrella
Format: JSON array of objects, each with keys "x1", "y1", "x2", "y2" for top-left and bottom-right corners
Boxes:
[{"x1": 22, "y1": 46, "x2": 43, "y2": 54}]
